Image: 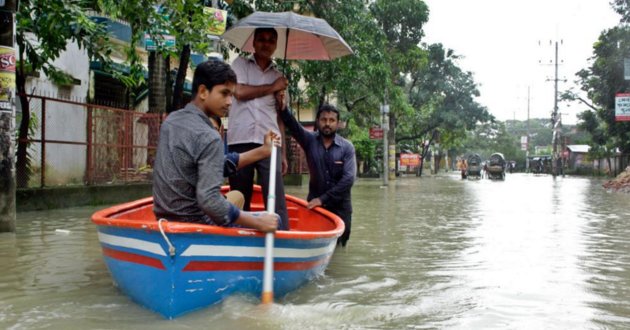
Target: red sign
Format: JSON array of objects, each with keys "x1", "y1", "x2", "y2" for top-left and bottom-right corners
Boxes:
[
  {"x1": 369, "y1": 127, "x2": 383, "y2": 139},
  {"x1": 400, "y1": 153, "x2": 420, "y2": 166}
]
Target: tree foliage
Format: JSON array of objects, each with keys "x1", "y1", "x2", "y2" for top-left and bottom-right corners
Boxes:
[
  {"x1": 575, "y1": 25, "x2": 630, "y2": 154},
  {"x1": 17, "y1": 0, "x2": 497, "y2": 180},
  {"x1": 15, "y1": 0, "x2": 113, "y2": 187},
  {"x1": 611, "y1": 0, "x2": 630, "y2": 23}
]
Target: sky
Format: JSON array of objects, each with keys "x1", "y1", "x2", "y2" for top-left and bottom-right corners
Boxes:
[{"x1": 422, "y1": 0, "x2": 621, "y2": 125}]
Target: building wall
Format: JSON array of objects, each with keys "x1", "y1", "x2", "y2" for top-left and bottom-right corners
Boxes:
[{"x1": 22, "y1": 41, "x2": 91, "y2": 186}]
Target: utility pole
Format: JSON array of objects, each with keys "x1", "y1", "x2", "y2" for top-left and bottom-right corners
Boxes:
[
  {"x1": 0, "y1": 0, "x2": 16, "y2": 232},
  {"x1": 526, "y1": 86, "x2": 531, "y2": 172},
  {"x1": 381, "y1": 102, "x2": 389, "y2": 186},
  {"x1": 540, "y1": 40, "x2": 565, "y2": 177},
  {"x1": 551, "y1": 41, "x2": 562, "y2": 177}
]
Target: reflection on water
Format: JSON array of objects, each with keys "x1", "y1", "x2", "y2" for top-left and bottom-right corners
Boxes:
[{"x1": 2, "y1": 173, "x2": 630, "y2": 329}]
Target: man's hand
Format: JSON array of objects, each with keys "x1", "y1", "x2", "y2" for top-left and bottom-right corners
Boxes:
[
  {"x1": 256, "y1": 213, "x2": 279, "y2": 233},
  {"x1": 272, "y1": 76, "x2": 288, "y2": 93},
  {"x1": 275, "y1": 90, "x2": 287, "y2": 112},
  {"x1": 262, "y1": 130, "x2": 281, "y2": 157},
  {"x1": 282, "y1": 157, "x2": 288, "y2": 176},
  {"x1": 307, "y1": 197, "x2": 323, "y2": 209}
]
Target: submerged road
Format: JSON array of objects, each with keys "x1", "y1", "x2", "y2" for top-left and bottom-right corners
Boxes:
[{"x1": 1, "y1": 173, "x2": 629, "y2": 329}]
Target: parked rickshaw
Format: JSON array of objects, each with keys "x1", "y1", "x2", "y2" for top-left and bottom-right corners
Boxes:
[
  {"x1": 466, "y1": 153, "x2": 482, "y2": 179},
  {"x1": 486, "y1": 152, "x2": 506, "y2": 180}
]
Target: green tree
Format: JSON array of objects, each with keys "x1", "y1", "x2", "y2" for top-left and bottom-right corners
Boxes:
[
  {"x1": 15, "y1": 0, "x2": 113, "y2": 187},
  {"x1": 611, "y1": 0, "x2": 630, "y2": 23},
  {"x1": 302, "y1": 0, "x2": 391, "y2": 123},
  {"x1": 575, "y1": 25, "x2": 630, "y2": 158},
  {"x1": 399, "y1": 44, "x2": 493, "y2": 175},
  {"x1": 370, "y1": 0, "x2": 429, "y2": 178}
]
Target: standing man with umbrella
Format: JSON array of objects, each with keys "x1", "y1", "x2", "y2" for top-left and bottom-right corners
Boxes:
[
  {"x1": 223, "y1": 10, "x2": 354, "y2": 303},
  {"x1": 222, "y1": 12, "x2": 354, "y2": 232},
  {"x1": 227, "y1": 27, "x2": 290, "y2": 230}
]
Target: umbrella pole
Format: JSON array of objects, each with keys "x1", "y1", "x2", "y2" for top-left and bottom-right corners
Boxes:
[
  {"x1": 283, "y1": 29, "x2": 289, "y2": 74},
  {"x1": 261, "y1": 145, "x2": 278, "y2": 304}
]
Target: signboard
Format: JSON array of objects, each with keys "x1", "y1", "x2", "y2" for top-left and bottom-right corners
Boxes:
[
  {"x1": 615, "y1": 92, "x2": 630, "y2": 121},
  {"x1": 0, "y1": 46, "x2": 15, "y2": 111},
  {"x1": 400, "y1": 153, "x2": 420, "y2": 166},
  {"x1": 145, "y1": 34, "x2": 176, "y2": 51},
  {"x1": 520, "y1": 136, "x2": 528, "y2": 151},
  {"x1": 625, "y1": 58, "x2": 630, "y2": 80},
  {"x1": 369, "y1": 127, "x2": 383, "y2": 139},
  {"x1": 144, "y1": 6, "x2": 176, "y2": 51},
  {"x1": 204, "y1": 7, "x2": 227, "y2": 36}
]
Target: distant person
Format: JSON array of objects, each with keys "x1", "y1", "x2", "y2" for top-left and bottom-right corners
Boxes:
[
  {"x1": 276, "y1": 94, "x2": 356, "y2": 246},
  {"x1": 228, "y1": 27, "x2": 290, "y2": 230},
  {"x1": 153, "y1": 60, "x2": 277, "y2": 232}
]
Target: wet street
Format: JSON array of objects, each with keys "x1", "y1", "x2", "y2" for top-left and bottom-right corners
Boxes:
[{"x1": 2, "y1": 173, "x2": 630, "y2": 329}]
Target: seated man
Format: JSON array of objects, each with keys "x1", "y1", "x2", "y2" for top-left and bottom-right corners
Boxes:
[{"x1": 152, "y1": 60, "x2": 277, "y2": 232}]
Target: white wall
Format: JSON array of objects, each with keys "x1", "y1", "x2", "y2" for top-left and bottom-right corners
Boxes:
[{"x1": 22, "y1": 41, "x2": 91, "y2": 186}]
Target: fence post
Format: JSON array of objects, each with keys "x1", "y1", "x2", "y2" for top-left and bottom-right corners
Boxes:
[
  {"x1": 85, "y1": 105, "x2": 92, "y2": 185},
  {"x1": 41, "y1": 97, "x2": 46, "y2": 187}
]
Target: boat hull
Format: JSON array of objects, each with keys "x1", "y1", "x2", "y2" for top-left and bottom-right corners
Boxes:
[{"x1": 92, "y1": 186, "x2": 343, "y2": 318}]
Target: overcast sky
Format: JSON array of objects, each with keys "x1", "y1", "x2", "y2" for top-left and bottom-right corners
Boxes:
[{"x1": 422, "y1": 0, "x2": 621, "y2": 124}]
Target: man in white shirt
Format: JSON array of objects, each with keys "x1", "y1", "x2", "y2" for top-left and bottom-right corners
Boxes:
[{"x1": 228, "y1": 27, "x2": 289, "y2": 230}]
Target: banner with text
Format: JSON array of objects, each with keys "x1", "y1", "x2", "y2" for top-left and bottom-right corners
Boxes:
[
  {"x1": 400, "y1": 153, "x2": 421, "y2": 166},
  {"x1": 615, "y1": 92, "x2": 630, "y2": 121}
]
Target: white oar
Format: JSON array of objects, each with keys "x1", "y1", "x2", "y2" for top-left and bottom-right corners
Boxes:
[{"x1": 261, "y1": 145, "x2": 277, "y2": 304}]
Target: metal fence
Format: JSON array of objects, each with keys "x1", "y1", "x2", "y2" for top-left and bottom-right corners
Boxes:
[
  {"x1": 17, "y1": 94, "x2": 163, "y2": 188},
  {"x1": 17, "y1": 94, "x2": 308, "y2": 189}
]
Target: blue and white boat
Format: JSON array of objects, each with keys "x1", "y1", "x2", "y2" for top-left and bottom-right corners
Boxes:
[{"x1": 91, "y1": 185, "x2": 344, "y2": 319}]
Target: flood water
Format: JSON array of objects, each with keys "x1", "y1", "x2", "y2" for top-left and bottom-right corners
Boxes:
[{"x1": 2, "y1": 173, "x2": 630, "y2": 329}]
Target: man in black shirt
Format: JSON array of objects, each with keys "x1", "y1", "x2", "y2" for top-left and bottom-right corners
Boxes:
[{"x1": 276, "y1": 92, "x2": 356, "y2": 246}]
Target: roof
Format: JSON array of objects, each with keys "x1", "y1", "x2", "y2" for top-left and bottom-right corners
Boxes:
[{"x1": 567, "y1": 145, "x2": 590, "y2": 153}]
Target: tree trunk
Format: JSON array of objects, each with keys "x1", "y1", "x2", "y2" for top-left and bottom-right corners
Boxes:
[
  {"x1": 149, "y1": 51, "x2": 169, "y2": 114},
  {"x1": 607, "y1": 156, "x2": 613, "y2": 177},
  {"x1": 388, "y1": 113, "x2": 396, "y2": 180},
  {"x1": 148, "y1": 51, "x2": 169, "y2": 166},
  {"x1": 15, "y1": 69, "x2": 29, "y2": 188},
  {"x1": 318, "y1": 85, "x2": 326, "y2": 109},
  {"x1": 171, "y1": 44, "x2": 190, "y2": 112}
]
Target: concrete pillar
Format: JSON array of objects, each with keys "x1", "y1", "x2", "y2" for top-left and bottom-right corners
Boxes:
[{"x1": 0, "y1": 1, "x2": 17, "y2": 232}]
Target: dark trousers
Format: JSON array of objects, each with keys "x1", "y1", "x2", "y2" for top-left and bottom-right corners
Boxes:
[
  {"x1": 327, "y1": 201, "x2": 352, "y2": 247},
  {"x1": 228, "y1": 143, "x2": 289, "y2": 230}
]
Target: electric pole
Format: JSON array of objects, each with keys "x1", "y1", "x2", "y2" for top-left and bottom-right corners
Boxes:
[
  {"x1": 0, "y1": 0, "x2": 16, "y2": 232},
  {"x1": 540, "y1": 40, "x2": 565, "y2": 177},
  {"x1": 551, "y1": 41, "x2": 563, "y2": 177},
  {"x1": 526, "y1": 86, "x2": 531, "y2": 172},
  {"x1": 381, "y1": 101, "x2": 389, "y2": 186}
]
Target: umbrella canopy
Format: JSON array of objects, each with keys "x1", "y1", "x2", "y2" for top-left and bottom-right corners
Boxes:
[{"x1": 222, "y1": 11, "x2": 353, "y2": 60}]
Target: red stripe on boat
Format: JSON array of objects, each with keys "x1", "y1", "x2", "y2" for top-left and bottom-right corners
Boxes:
[
  {"x1": 102, "y1": 247, "x2": 165, "y2": 270},
  {"x1": 183, "y1": 258, "x2": 329, "y2": 272}
]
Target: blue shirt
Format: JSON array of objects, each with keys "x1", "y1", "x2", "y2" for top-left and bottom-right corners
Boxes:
[{"x1": 280, "y1": 109, "x2": 356, "y2": 211}]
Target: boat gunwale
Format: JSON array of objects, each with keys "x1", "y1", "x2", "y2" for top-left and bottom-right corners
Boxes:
[{"x1": 91, "y1": 191, "x2": 345, "y2": 241}]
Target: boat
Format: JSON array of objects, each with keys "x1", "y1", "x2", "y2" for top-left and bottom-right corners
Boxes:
[{"x1": 91, "y1": 185, "x2": 344, "y2": 319}]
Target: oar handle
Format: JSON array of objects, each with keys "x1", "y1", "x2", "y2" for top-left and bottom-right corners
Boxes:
[{"x1": 262, "y1": 145, "x2": 278, "y2": 304}]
